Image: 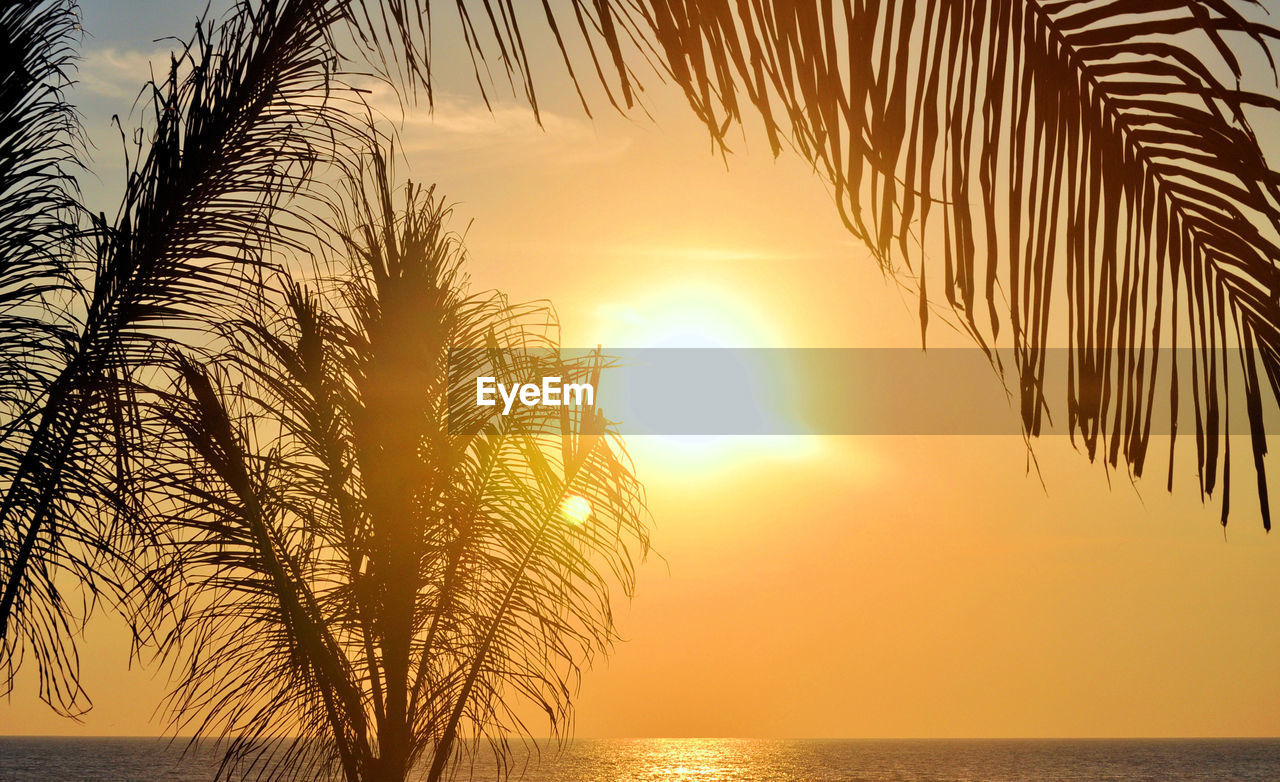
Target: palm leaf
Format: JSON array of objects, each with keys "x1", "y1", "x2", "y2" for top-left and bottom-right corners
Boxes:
[
  {"x1": 339, "y1": 1, "x2": 1280, "y2": 527},
  {"x1": 640, "y1": 0, "x2": 1280, "y2": 527},
  {"x1": 145, "y1": 354, "x2": 372, "y2": 782},
  {"x1": 347, "y1": 0, "x2": 655, "y2": 117},
  {"x1": 0, "y1": 0, "x2": 88, "y2": 712},
  {"x1": 0, "y1": 0, "x2": 364, "y2": 714}
]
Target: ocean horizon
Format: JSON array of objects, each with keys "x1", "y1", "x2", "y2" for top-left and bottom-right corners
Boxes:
[{"x1": 2, "y1": 737, "x2": 1278, "y2": 781}]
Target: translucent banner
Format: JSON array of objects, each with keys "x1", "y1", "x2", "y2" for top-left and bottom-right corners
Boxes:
[{"x1": 447, "y1": 348, "x2": 1280, "y2": 435}]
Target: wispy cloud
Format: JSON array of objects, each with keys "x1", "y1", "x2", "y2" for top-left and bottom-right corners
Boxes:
[
  {"x1": 360, "y1": 81, "x2": 631, "y2": 167},
  {"x1": 74, "y1": 53, "x2": 628, "y2": 163},
  {"x1": 75, "y1": 46, "x2": 171, "y2": 101}
]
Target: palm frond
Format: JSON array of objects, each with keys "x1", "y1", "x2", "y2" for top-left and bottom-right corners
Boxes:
[
  {"x1": 644, "y1": 0, "x2": 1280, "y2": 527},
  {"x1": 0, "y1": 0, "x2": 365, "y2": 714},
  {"x1": 144, "y1": 354, "x2": 371, "y2": 782},
  {"x1": 0, "y1": 0, "x2": 87, "y2": 712},
  {"x1": 343, "y1": 0, "x2": 661, "y2": 119}
]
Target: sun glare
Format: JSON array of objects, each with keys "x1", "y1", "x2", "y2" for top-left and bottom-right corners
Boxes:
[
  {"x1": 561, "y1": 495, "x2": 593, "y2": 525},
  {"x1": 589, "y1": 265, "x2": 825, "y2": 474},
  {"x1": 594, "y1": 277, "x2": 785, "y2": 349}
]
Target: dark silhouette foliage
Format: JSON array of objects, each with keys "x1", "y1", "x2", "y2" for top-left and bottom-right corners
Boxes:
[
  {"x1": 134, "y1": 154, "x2": 647, "y2": 781},
  {"x1": 639, "y1": 1, "x2": 1280, "y2": 528}
]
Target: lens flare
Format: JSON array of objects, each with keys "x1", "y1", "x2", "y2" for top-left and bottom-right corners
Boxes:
[{"x1": 561, "y1": 494, "x2": 592, "y2": 525}]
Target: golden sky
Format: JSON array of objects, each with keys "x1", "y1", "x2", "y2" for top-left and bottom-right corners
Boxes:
[{"x1": 2, "y1": 1, "x2": 1280, "y2": 739}]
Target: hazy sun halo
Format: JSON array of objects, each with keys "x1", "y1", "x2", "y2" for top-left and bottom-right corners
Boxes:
[{"x1": 561, "y1": 495, "x2": 593, "y2": 525}]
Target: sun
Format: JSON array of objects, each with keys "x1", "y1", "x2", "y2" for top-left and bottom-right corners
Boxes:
[
  {"x1": 561, "y1": 495, "x2": 593, "y2": 525},
  {"x1": 584, "y1": 267, "x2": 826, "y2": 475},
  {"x1": 592, "y1": 278, "x2": 784, "y2": 349}
]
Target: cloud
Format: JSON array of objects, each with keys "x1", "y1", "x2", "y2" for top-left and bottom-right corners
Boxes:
[
  {"x1": 75, "y1": 46, "x2": 172, "y2": 101},
  {"x1": 359, "y1": 80, "x2": 631, "y2": 167},
  {"x1": 69, "y1": 54, "x2": 631, "y2": 175}
]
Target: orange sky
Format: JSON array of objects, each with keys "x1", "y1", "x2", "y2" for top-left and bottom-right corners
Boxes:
[{"x1": 2, "y1": 3, "x2": 1280, "y2": 739}]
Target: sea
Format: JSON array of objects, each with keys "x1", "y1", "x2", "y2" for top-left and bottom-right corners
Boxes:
[{"x1": 1, "y1": 737, "x2": 1278, "y2": 781}]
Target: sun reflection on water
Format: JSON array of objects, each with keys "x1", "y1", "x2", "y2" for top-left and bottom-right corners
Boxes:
[{"x1": 628, "y1": 738, "x2": 787, "y2": 781}]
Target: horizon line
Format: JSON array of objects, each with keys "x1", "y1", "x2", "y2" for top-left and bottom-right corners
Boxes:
[{"x1": 4, "y1": 735, "x2": 1279, "y2": 742}]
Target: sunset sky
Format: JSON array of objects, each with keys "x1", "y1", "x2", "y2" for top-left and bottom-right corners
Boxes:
[{"x1": 2, "y1": 0, "x2": 1279, "y2": 739}]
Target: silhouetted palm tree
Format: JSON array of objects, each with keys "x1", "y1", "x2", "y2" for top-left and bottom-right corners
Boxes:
[
  {"x1": 0, "y1": 1, "x2": 648, "y2": 761},
  {"x1": 132, "y1": 151, "x2": 647, "y2": 782}
]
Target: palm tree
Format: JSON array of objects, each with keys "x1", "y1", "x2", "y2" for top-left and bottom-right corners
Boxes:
[{"x1": 133, "y1": 151, "x2": 647, "y2": 782}]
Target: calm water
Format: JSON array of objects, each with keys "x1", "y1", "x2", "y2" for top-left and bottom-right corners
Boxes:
[{"x1": 1, "y1": 738, "x2": 1278, "y2": 781}]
